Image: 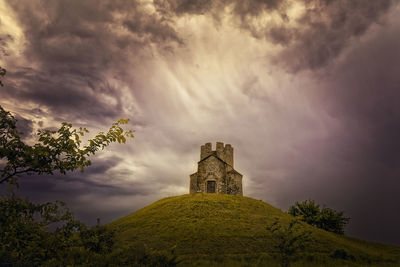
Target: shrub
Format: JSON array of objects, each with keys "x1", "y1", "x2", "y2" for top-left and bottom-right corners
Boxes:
[{"x1": 288, "y1": 200, "x2": 350, "y2": 235}]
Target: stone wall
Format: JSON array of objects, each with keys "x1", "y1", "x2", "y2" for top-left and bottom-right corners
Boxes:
[
  {"x1": 201, "y1": 142, "x2": 234, "y2": 166},
  {"x1": 200, "y1": 143, "x2": 212, "y2": 160},
  {"x1": 189, "y1": 173, "x2": 198, "y2": 193},
  {"x1": 226, "y1": 171, "x2": 243, "y2": 195},
  {"x1": 198, "y1": 156, "x2": 226, "y2": 193},
  {"x1": 190, "y1": 142, "x2": 243, "y2": 196}
]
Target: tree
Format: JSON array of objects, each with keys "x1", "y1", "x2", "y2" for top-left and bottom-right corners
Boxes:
[
  {"x1": 0, "y1": 66, "x2": 134, "y2": 185},
  {"x1": 0, "y1": 67, "x2": 182, "y2": 266},
  {"x1": 0, "y1": 188, "x2": 83, "y2": 265},
  {"x1": 266, "y1": 218, "x2": 312, "y2": 267},
  {"x1": 0, "y1": 187, "x2": 124, "y2": 266},
  {"x1": 0, "y1": 67, "x2": 132, "y2": 265},
  {"x1": 317, "y1": 206, "x2": 350, "y2": 235},
  {"x1": 288, "y1": 200, "x2": 350, "y2": 235},
  {"x1": 0, "y1": 105, "x2": 134, "y2": 184}
]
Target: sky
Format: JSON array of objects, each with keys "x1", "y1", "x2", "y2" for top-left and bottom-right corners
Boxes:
[{"x1": 1, "y1": 0, "x2": 400, "y2": 246}]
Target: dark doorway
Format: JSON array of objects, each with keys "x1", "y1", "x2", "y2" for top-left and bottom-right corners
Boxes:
[{"x1": 207, "y1": 181, "x2": 216, "y2": 193}]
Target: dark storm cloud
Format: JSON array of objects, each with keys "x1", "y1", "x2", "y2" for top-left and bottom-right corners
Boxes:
[
  {"x1": 319, "y1": 21, "x2": 400, "y2": 244},
  {"x1": 155, "y1": 0, "x2": 281, "y2": 16},
  {"x1": 4, "y1": 67, "x2": 123, "y2": 121},
  {"x1": 122, "y1": 15, "x2": 181, "y2": 44},
  {"x1": 155, "y1": 0, "x2": 394, "y2": 71},
  {"x1": 2, "y1": 0, "x2": 400, "y2": 246},
  {"x1": 274, "y1": 0, "x2": 394, "y2": 71},
  {"x1": 15, "y1": 114, "x2": 34, "y2": 139},
  {"x1": 14, "y1": 156, "x2": 123, "y2": 193},
  {"x1": 1, "y1": 0, "x2": 181, "y2": 123},
  {"x1": 11, "y1": 154, "x2": 154, "y2": 225},
  {"x1": 1, "y1": 0, "x2": 394, "y2": 123},
  {"x1": 247, "y1": 13, "x2": 400, "y2": 245}
]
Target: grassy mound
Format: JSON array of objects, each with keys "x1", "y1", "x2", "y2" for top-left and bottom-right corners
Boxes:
[{"x1": 109, "y1": 194, "x2": 400, "y2": 266}]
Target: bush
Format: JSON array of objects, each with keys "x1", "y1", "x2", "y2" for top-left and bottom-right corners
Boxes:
[
  {"x1": 288, "y1": 200, "x2": 350, "y2": 235},
  {"x1": 0, "y1": 191, "x2": 84, "y2": 265},
  {"x1": 0, "y1": 191, "x2": 179, "y2": 266}
]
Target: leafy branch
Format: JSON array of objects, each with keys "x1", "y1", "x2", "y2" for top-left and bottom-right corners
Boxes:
[{"x1": 0, "y1": 105, "x2": 134, "y2": 184}]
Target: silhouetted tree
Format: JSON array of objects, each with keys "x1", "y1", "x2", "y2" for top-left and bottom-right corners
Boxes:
[
  {"x1": 0, "y1": 189, "x2": 82, "y2": 265},
  {"x1": 0, "y1": 67, "x2": 131, "y2": 265},
  {"x1": 0, "y1": 67, "x2": 134, "y2": 185},
  {"x1": 288, "y1": 200, "x2": 350, "y2": 235},
  {"x1": 0, "y1": 67, "x2": 178, "y2": 266},
  {"x1": 0, "y1": 105, "x2": 133, "y2": 184}
]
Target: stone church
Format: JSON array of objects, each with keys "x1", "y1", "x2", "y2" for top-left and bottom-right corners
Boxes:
[{"x1": 189, "y1": 142, "x2": 243, "y2": 196}]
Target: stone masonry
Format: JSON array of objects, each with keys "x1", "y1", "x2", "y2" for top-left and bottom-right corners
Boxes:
[{"x1": 189, "y1": 142, "x2": 243, "y2": 196}]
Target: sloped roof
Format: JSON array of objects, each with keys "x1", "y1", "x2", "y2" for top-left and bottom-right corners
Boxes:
[
  {"x1": 198, "y1": 153, "x2": 242, "y2": 176},
  {"x1": 194, "y1": 153, "x2": 243, "y2": 177},
  {"x1": 198, "y1": 152, "x2": 229, "y2": 166}
]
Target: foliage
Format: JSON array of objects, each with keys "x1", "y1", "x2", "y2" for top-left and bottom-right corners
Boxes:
[
  {"x1": 0, "y1": 67, "x2": 178, "y2": 266},
  {"x1": 287, "y1": 200, "x2": 320, "y2": 226},
  {"x1": 266, "y1": 218, "x2": 312, "y2": 267},
  {"x1": 110, "y1": 194, "x2": 400, "y2": 266},
  {"x1": 0, "y1": 66, "x2": 134, "y2": 184},
  {"x1": 288, "y1": 200, "x2": 350, "y2": 235},
  {"x1": 0, "y1": 104, "x2": 134, "y2": 184},
  {"x1": 80, "y1": 225, "x2": 116, "y2": 254},
  {"x1": 0, "y1": 189, "x2": 84, "y2": 265},
  {"x1": 0, "y1": 189, "x2": 180, "y2": 266}
]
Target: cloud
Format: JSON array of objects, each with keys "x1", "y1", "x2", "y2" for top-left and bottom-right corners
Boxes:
[
  {"x1": 3, "y1": 67, "x2": 126, "y2": 122},
  {"x1": 15, "y1": 113, "x2": 34, "y2": 139},
  {"x1": 274, "y1": 0, "x2": 394, "y2": 71},
  {"x1": 0, "y1": 0, "x2": 182, "y2": 125},
  {"x1": 317, "y1": 14, "x2": 400, "y2": 244},
  {"x1": 1, "y1": 0, "x2": 394, "y2": 125},
  {"x1": 11, "y1": 154, "x2": 157, "y2": 224},
  {"x1": 155, "y1": 0, "x2": 394, "y2": 71},
  {"x1": 1, "y1": 0, "x2": 400, "y2": 246},
  {"x1": 249, "y1": 8, "x2": 400, "y2": 245}
]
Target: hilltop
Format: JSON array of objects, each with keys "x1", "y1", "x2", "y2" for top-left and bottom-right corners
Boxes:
[{"x1": 109, "y1": 194, "x2": 400, "y2": 266}]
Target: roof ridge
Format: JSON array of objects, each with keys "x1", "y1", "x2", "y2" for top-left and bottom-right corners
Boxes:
[{"x1": 198, "y1": 153, "x2": 234, "y2": 167}]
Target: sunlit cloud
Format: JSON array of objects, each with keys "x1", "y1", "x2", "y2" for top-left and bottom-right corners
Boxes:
[{"x1": 1, "y1": 0, "x2": 399, "y2": 246}]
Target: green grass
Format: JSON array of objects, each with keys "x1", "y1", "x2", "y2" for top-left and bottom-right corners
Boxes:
[{"x1": 109, "y1": 194, "x2": 400, "y2": 266}]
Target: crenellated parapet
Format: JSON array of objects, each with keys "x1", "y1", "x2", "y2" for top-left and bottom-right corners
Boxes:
[
  {"x1": 223, "y1": 144, "x2": 233, "y2": 167},
  {"x1": 191, "y1": 142, "x2": 242, "y2": 196},
  {"x1": 200, "y1": 142, "x2": 234, "y2": 166},
  {"x1": 200, "y1": 142, "x2": 212, "y2": 160}
]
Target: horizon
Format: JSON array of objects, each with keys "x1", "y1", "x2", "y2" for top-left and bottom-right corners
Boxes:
[{"x1": 1, "y1": 0, "x2": 400, "y2": 246}]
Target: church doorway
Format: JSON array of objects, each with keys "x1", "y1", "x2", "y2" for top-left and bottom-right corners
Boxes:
[{"x1": 207, "y1": 181, "x2": 216, "y2": 193}]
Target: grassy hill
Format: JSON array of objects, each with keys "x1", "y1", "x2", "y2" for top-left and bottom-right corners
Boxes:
[{"x1": 109, "y1": 194, "x2": 400, "y2": 266}]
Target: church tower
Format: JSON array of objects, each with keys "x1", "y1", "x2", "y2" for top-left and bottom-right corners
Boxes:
[{"x1": 189, "y1": 142, "x2": 243, "y2": 196}]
